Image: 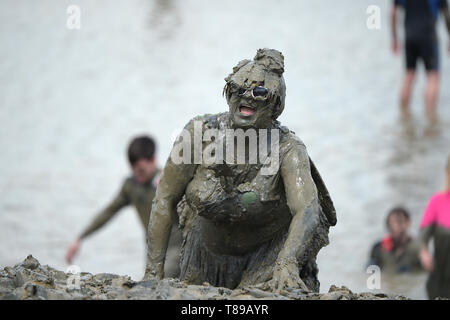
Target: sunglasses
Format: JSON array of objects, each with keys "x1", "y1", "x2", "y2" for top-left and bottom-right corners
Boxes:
[{"x1": 236, "y1": 86, "x2": 270, "y2": 100}]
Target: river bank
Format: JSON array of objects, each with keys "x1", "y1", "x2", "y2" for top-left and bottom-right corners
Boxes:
[{"x1": 0, "y1": 256, "x2": 409, "y2": 300}]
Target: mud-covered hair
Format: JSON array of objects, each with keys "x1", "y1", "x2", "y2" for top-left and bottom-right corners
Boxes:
[
  {"x1": 127, "y1": 136, "x2": 156, "y2": 165},
  {"x1": 223, "y1": 48, "x2": 286, "y2": 120}
]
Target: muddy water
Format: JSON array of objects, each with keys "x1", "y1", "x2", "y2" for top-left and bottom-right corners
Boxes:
[{"x1": 1, "y1": 0, "x2": 449, "y2": 299}]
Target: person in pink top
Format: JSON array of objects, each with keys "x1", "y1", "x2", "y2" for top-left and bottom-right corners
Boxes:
[{"x1": 419, "y1": 154, "x2": 450, "y2": 299}]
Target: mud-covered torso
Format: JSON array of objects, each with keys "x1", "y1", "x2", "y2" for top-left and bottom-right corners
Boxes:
[
  {"x1": 181, "y1": 113, "x2": 294, "y2": 255},
  {"x1": 185, "y1": 163, "x2": 292, "y2": 255},
  {"x1": 186, "y1": 162, "x2": 290, "y2": 222},
  {"x1": 124, "y1": 175, "x2": 158, "y2": 229},
  {"x1": 371, "y1": 237, "x2": 421, "y2": 273},
  {"x1": 185, "y1": 168, "x2": 293, "y2": 256}
]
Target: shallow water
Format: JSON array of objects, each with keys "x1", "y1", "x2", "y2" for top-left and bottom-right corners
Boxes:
[{"x1": 1, "y1": 0, "x2": 449, "y2": 299}]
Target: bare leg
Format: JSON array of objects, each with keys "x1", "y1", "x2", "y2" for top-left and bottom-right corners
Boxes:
[
  {"x1": 424, "y1": 71, "x2": 439, "y2": 123},
  {"x1": 400, "y1": 70, "x2": 416, "y2": 120}
]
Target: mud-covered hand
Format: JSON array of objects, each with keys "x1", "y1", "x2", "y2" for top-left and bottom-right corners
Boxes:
[
  {"x1": 277, "y1": 140, "x2": 322, "y2": 293},
  {"x1": 143, "y1": 261, "x2": 164, "y2": 281},
  {"x1": 268, "y1": 257, "x2": 308, "y2": 292}
]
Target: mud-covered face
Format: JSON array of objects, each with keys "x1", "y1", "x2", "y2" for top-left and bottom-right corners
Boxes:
[
  {"x1": 227, "y1": 83, "x2": 275, "y2": 129},
  {"x1": 225, "y1": 63, "x2": 283, "y2": 129}
]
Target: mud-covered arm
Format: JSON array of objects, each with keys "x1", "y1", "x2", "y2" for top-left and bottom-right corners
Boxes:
[
  {"x1": 144, "y1": 121, "x2": 198, "y2": 279},
  {"x1": 79, "y1": 181, "x2": 130, "y2": 239},
  {"x1": 278, "y1": 141, "x2": 320, "y2": 265}
]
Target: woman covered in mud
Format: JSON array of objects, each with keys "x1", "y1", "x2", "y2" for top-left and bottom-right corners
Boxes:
[{"x1": 144, "y1": 49, "x2": 336, "y2": 292}]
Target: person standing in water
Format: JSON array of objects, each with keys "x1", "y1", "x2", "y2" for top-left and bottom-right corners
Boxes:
[
  {"x1": 368, "y1": 207, "x2": 422, "y2": 273},
  {"x1": 391, "y1": 0, "x2": 450, "y2": 122},
  {"x1": 419, "y1": 154, "x2": 450, "y2": 299},
  {"x1": 65, "y1": 136, "x2": 182, "y2": 278}
]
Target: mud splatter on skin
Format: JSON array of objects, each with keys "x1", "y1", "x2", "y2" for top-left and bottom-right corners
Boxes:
[{"x1": 144, "y1": 49, "x2": 336, "y2": 293}]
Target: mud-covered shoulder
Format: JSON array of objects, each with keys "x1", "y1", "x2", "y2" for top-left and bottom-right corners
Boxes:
[
  {"x1": 277, "y1": 124, "x2": 337, "y2": 227},
  {"x1": 181, "y1": 112, "x2": 229, "y2": 132},
  {"x1": 121, "y1": 176, "x2": 135, "y2": 195},
  {"x1": 278, "y1": 126, "x2": 308, "y2": 163}
]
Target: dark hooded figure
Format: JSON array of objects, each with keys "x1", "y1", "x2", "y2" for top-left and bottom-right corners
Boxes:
[{"x1": 144, "y1": 48, "x2": 336, "y2": 292}]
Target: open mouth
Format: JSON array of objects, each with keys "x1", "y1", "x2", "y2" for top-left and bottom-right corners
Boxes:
[{"x1": 239, "y1": 105, "x2": 255, "y2": 116}]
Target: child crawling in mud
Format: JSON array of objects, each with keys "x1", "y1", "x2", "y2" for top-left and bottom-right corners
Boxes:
[
  {"x1": 66, "y1": 136, "x2": 182, "y2": 278},
  {"x1": 144, "y1": 49, "x2": 336, "y2": 292}
]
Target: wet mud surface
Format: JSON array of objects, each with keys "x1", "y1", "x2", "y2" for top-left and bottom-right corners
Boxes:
[{"x1": 0, "y1": 256, "x2": 409, "y2": 300}]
